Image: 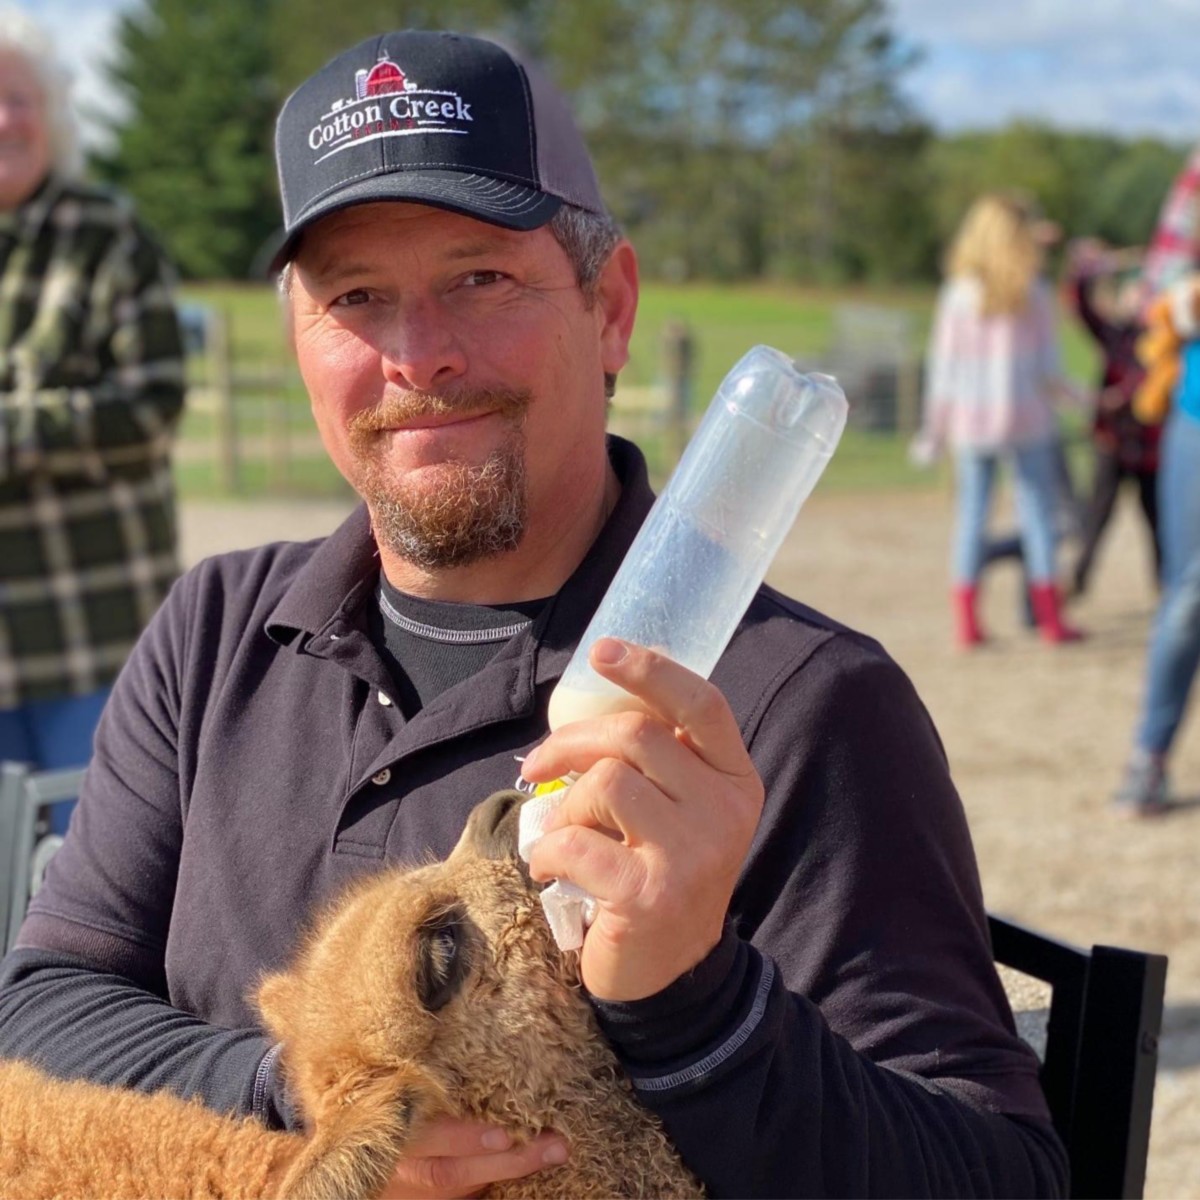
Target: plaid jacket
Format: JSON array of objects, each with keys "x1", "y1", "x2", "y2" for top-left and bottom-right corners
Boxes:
[{"x1": 0, "y1": 175, "x2": 184, "y2": 709}]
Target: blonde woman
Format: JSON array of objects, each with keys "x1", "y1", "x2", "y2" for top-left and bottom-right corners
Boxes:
[{"x1": 919, "y1": 192, "x2": 1082, "y2": 646}]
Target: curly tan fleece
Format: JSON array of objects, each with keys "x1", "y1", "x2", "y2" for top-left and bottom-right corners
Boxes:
[{"x1": 0, "y1": 792, "x2": 701, "y2": 1199}]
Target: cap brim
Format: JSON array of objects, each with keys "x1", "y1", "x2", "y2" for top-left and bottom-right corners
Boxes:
[{"x1": 269, "y1": 170, "x2": 562, "y2": 273}]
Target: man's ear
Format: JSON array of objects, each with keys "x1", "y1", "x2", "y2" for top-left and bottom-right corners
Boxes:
[
  {"x1": 596, "y1": 239, "x2": 639, "y2": 378},
  {"x1": 278, "y1": 263, "x2": 299, "y2": 353}
]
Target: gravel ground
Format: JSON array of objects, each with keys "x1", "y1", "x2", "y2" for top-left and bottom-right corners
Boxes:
[{"x1": 179, "y1": 485, "x2": 1199, "y2": 1197}]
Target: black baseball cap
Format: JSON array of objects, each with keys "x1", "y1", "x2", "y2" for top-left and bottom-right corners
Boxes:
[{"x1": 271, "y1": 30, "x2": 607, "y2": 272}]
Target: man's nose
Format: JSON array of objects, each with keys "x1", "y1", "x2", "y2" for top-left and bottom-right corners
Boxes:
[{"x1": 379, "y1": 301, "x2": 468, "y2": 393}]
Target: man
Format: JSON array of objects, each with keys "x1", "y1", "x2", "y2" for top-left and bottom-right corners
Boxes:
[
  {"x1": 0, "y1": 7, "x2": 184, "y2": 792},
  {"x1": 0, "y1": 29, "x2": 1066, "y2": 1198}
]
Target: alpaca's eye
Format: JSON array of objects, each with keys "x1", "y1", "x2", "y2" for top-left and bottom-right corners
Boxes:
[
  {"x1": 432, "y1": 927, "x2": 457, "y2": 970},
  {"x1": 417, "y1": 907, "x2": 471, "y2": 1012}
]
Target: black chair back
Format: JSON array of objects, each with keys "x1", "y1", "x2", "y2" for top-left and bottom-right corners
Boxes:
[{"x1": 990, "y1": 913, "x2": 1167, "y2": 1200}]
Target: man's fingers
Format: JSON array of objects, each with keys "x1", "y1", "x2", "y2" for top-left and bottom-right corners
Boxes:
[
  {"x1": 527, "y1": 823, "x2": 649, "y2": 905},
  {"x1": 542, "y1": 756, "x2": 676, "y2": 843},
  {"x1": 382, "y1": 1127, "x2": 570, "y2": 1199},
  {"x1": 409, "y1": 1135, "x2": 568, "y2": 1195},
  {"x1": 524, "y1": 727, "x2": 762, "y2": 852},
  {"x1": 586, "y1": 639, "x2": 757, "y2": 778},
  {"x1": 406, "y1": 1117, "x2": 514, "y2": 1158},
  {"x1": 525, "y1": 709, "x2": 686, "y2": 799}
]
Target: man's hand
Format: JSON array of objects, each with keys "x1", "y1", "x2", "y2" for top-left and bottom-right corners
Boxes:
[
  {"x1": 377, "y1": 1117, "x2": 568, "y2": 1198},
  {"x1": 521, "y1": 638, "x2": 765, "y2": 1002}
]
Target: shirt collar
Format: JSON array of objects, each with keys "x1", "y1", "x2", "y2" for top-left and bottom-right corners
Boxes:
[
  {"x1": 265, "y1": 436, "x2": 657, "y2": 659},
  {"x1": 265, "y1": 503, "x2": 378, "y2": 645}
]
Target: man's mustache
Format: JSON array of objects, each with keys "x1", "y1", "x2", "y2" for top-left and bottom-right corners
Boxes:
[{"x1": 348, "y1": 386, "x2": 532, "y2": 438}]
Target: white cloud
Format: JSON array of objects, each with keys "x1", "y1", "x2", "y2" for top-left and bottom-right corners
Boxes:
[
  {"x1": 891, "y1": 0, "x2": 1197, "y2": 49},
  {"x1": 888, "y1": 0, "x2": 1200, "y2": 140}
]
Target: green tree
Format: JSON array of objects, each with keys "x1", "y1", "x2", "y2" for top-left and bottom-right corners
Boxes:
[
  {"x1": 924, "y1": 123, "x2": 1082, "y2": 245},
  {"x1": 1085, "y1": 140, "x2": 1188, "y2": 248},
  {"x1": 584, "y1": 1, "x2": 922, "y2": 283},
  {"x1": 267, "y1": 0, "x2": 918, "y2": 284},
  {"x1": 819, "y1": 119, "x2": 939, "y2": 282},
  {"x1": 95, "y1": 0, "x2": 1191, "y2": 287},
  {"x1": 99, "y1": 0, "x2": 279, "y2": 278},
  {"x1": 268, "y1": 0, "x2": 637, "y2": 97},
  {"x1": 924, "y1": 124, "x2": 1187, "y2": 263}
]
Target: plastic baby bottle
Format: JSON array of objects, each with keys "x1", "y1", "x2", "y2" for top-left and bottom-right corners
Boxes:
[{"x1": 547, "y1": 344, "x2": 848, "y2": 730}]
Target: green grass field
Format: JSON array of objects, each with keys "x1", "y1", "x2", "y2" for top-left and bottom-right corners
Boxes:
[{"x1": 176, "y1": 280, "x2": 1099, "y2": 497}]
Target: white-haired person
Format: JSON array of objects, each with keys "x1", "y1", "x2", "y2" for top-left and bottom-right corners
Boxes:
[
  {"x1": 0, "y1": 6, "x2": 184, "y2": 804},
  {"x1": 915, "y1": 191, "x2": 1084, "y2": 648}
]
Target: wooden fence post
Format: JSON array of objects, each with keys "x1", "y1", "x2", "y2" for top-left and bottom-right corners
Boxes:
[
  {"x1": 661, "y1": 318, "x2": 695, "y2": 463},
  {"x1": 896, "y1": 358, "x2": 921, "y2": 436},
  {"x1": 266, "y1": 391, "x2": 290, "y2": 493},
  {"x1": 209, "y1": 308, "x2": 239, "y2": 493}
]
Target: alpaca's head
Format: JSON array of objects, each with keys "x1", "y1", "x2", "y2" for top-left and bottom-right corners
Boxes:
[{"x1": 257, "y1": 790, "x2": 594, "y2": 1139}]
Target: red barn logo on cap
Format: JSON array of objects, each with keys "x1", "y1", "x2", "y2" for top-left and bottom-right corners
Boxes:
[
  {"x1": 308, "y1": 52, "x2": 474, "y2": 164},
  {"x1": 356, "y1": 52, "x2": 407, "y2": 99}
]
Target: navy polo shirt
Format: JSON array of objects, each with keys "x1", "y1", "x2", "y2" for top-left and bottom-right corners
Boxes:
[{"x1": 6, "y1": 438, "x2": 1067, "y2": 1197}]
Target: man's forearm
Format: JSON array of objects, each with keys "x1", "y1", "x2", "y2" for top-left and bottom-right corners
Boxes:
[
  {"x1": 595, "y1": 936, "x2": 1068, "y2": 1199},
  {"x1": 0, "y1": 948, "x2": 290, "y2": 1128}
]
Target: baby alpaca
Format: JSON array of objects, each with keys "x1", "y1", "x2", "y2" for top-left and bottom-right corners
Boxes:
[
  {"x1": 0, "y1": 1061, "x2": 299, "y2": 1198},
  {"x1": 0, "y1": 791, "x2": 701, "y2": 1199}
]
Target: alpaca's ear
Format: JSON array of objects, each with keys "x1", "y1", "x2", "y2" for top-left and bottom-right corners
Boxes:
[
  {"x1": 257, "y1": 969, "x2": 300, "y2": 1041},
  {"x1": 279, "y1": 1074, "x2": 434, "y2": 1200}
]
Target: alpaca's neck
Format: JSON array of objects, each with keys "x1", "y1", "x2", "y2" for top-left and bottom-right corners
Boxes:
[
  {"x1": 482, "y1": 1069, "x2": 697, "y2": 1199},
  {"x1": 500, "y1": 1033, "x2": 684, "y2": 1187}
]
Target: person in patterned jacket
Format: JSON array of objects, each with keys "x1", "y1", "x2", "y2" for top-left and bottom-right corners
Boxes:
[
  {"x1": 1063, "y1": 239, "x2": 1162, "y2": 599},
  {"x1": 0, "y1": 6, "x2": 184, "y2": 805}
]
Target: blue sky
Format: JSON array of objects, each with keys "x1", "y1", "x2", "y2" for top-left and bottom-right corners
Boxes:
[
  {"x1": 890, "y1": 0, "x2": 1200, "y2": 142},
  {"x1": 20, "y1": 0, "x2": 1200, "y2": 147}
]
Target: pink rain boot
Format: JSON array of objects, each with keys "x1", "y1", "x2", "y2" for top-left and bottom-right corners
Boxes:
[
  {"x1": 1029, "y1": 582, "x2": 1084, "y2": 644},
  {"x1": 952, "y1": 584, "x2": 986, "y2": 648}
]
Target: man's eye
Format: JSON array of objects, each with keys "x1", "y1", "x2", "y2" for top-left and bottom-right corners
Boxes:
[
  {"x1": 462, "y1": 271, "x2": 506, "y2": 288},
  {"x1": 333, "y1": 288, "x2": 371, "y2": 307}
]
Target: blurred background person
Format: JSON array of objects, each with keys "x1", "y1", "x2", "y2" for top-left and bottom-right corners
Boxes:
[
  {"x1": 1139, "y1": 141, "x2": 1200, "y2": 304},
  {"x1": 0, "y1": 6, "x2": 184, "y2": 816},
  {"x1": 1115, "y1": 261, "x2": 1200, "y2": 816},
  {"x1": 1063, "y1": 238, "x2": 1161, "y2": 600},
  {"x1": 914, "y1": 191, "x2": 1083, "y2": 648}
]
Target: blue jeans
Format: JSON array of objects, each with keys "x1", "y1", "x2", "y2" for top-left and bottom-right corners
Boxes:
[
  {"x1": 953, "y1": 439, "x2": 1061, "y2": 585},
  {"x1": 1135, "y1": 411, "x2": 1200, "y2": 754},
  {"x1": 0, "y1": 687, "x2": 110, "y2": 833}
]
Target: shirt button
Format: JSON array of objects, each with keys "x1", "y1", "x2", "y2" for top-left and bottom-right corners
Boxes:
[
  {"x1": 378, "y1": 691, "x2": 393, "y2": 706},
  {"x1": 371, "y1": 768, "x2": 392, "y2": 786}
]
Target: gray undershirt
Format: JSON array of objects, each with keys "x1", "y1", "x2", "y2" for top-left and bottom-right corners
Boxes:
[{"x1": 367, "y1": 572, "x2": 549, "y2": 716}]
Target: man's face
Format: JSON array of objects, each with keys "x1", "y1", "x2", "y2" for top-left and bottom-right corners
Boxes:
[
  {"x1": 0, "y1": 51, "x2": 51, "y2": 211},
  {"x1": 289, "y1": 203, "x2": 635, "y2": 573}
]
